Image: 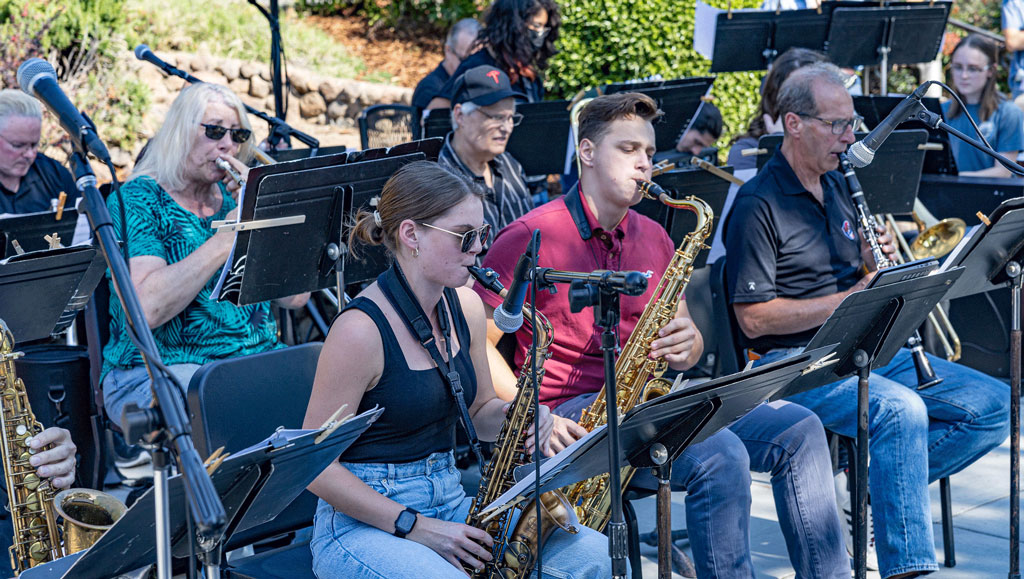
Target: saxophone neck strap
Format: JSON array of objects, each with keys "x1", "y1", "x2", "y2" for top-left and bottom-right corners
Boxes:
[{"x1": 378, "y1": 263, "x2": 486, "y2": 470}]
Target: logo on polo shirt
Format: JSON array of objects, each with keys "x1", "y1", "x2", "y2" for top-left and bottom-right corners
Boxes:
[
  {"x1": 642, "y1": 270, "x2": 653, "y2": 278},
  {"x1": 841, "y1": 220, "x2": 857, "y2": 241},
  {"x1": 747, "y1": 281, "x2": 756, "y2": 292}
]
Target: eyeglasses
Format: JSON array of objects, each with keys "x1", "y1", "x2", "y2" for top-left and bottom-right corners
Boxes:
[
  {"x1": 0, "y1": 134, "x2": 39, "y2": 153},
  {"x1": 200, "y1": 123, "x2": 252, "y2": 144},
  {"x1": 475, "y1": 109, "x2": 524, "y2": 127},
  {"x1": 418, "y1": 222, "x2": 492, "y2": 252},
  {"x1": 797, "y1": 113, "x2": 863, "y2": 135},
  {"x1": 950, "y1": 63, "x2": 990, "y2": 76}
]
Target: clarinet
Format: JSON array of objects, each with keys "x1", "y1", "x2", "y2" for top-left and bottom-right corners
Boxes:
[{"x1": 839, "y1": 153, "x2": 942, "y2": 389}]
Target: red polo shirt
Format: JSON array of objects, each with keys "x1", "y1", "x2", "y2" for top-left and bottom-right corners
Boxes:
[{"x1": 475, "y1": 184, "x2": 676, "y2": 410}]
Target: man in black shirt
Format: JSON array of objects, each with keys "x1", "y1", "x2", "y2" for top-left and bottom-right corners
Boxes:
[
  {"x1": 412, "y1": 18, "x2": 480, "y2": 111},
  {"x1": 0, "y1": 90, "x2": 78, "y2": 215},
  {"x1": 725, "y1": 63, "x2": 1010, "y2": 579},
  {"x1": 438, "y1": 66, "x2": 533, "y2": 250}
]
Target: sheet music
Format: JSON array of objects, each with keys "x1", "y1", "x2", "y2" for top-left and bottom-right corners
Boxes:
[
  {"x1": 483, "y1": 424, "x2": 607, "y2": 514},
  {"x1": 694, "y1": 2, "x2": 722, "y2": 59},
  {"x1": 210, "y1": 185, "x2": 247, "y2": 302}
]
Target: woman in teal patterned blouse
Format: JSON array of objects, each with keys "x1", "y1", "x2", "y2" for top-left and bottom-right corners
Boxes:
[{"x1": 101, "y1": 83, "x2": 309, "y2": 428}]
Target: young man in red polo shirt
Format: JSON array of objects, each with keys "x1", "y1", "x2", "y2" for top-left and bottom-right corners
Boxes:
[{"x1": 474, "y1": 92, "x2": 849, "y2": 578}]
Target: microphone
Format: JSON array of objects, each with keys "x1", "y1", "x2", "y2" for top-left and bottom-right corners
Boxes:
[
  {"x1": 492, "y1": 248, "x2": 534, "y2": 333},
  {"x1": 17, "y1": 58, "x2": 111, "y2": 163},
  {"x1": 847, "y1": 82, "x2": 931, "y2": 168},
  {"x1": 134, "y1": 44, "x2": 196, "y2": 82}
]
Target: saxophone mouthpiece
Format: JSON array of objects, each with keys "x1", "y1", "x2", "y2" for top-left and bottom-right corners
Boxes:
[{"x1": 638, "y1": 179, "x2": 666, "y2": 200}]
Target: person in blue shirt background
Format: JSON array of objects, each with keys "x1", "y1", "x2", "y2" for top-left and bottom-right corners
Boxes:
[
  {"x1": 942, "y1": 34, "x2": 1023, "y2": 177},
  {"x1": 1003, "y1": 0, "x2": 1024, "y2": 101}
]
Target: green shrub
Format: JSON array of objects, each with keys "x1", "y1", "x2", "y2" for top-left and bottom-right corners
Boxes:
[{"x1": 547, "y1": 0, "x2": 764, "y2": 148}]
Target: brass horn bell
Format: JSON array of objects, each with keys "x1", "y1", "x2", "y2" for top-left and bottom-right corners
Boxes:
[{"x1": 910, "y1": 218, "x2": 966, "y2": 259}]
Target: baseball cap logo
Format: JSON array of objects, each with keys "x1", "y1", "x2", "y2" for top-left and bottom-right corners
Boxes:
[{"x1": 486, "y1": 70, "x2": 501, "y2": 84}]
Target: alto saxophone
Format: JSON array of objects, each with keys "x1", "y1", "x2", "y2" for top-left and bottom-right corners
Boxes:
[
  {"x1": 0, "y1": 319, "x2": 125, "y2": 574},
  {"x1": 467, "y1": 267, "x2": 579, "y2": 579},
  {"x1": 564, "y1": 182, "x2": 713, "y2": 532}
]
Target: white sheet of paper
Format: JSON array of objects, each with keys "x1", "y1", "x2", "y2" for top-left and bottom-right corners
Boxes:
[{"x1": 694, "y1": 2, "x2": 723, "y2": 60}]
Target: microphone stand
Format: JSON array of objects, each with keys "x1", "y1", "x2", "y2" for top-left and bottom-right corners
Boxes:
[
  {"x1": 533, "y1": 270, "x2": 647, "y2": 579},
  {"x1": 67, "y1": 146, "x2": 225, "y2": 577},
  {"x1": 246, "y1": 0, "x2": 288, "y2": 149},
  {"x1": 528, "y1": 230, "x2": 544, "y2": 578},
  {"x1": 909, "y1": 96, "x2": 1024, "y2": 577}
]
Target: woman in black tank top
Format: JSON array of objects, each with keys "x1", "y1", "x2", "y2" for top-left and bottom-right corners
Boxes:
[{"x1": 303, "y1": 162, "x2": 612, "y2": 578}]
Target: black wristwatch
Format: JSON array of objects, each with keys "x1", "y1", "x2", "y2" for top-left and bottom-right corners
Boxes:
[{"x1": 393, "y1": 507, "x2": 419, "y2": 538}]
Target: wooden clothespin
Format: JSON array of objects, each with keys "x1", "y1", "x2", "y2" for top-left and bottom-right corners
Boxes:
[
  {"x1": 977, "y1": 212, "x2": 992, "y2": 227},
  {"x1": 44, "y1": 233, "x2": 61, "y2": 250},
  {"x1": 54, "y1": 192, "x2": 67, "y2": 221},
  {"x1": 204, "y1": 446, "x2": 229, "y2": 475},
  {"x1": 727, "y1": 0, "x2": 733, "y2": 19},
  {"x1": 10, "y1": 240, "x2": 24, "y2": 255},
  {"x1": 315, "y1": 404, "x2": 353, "y2": 444},
  {"x1": 699, "y1": 95, "x2": 716, "y2": 102}
]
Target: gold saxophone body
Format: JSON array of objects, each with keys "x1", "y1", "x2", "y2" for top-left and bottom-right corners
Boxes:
[
  {"x1": 466, "y1": 267, "x2": 579, "y2": 579},
  {"x1": 0, "y1": 320, "x2": 125, "y2": 574},
  {"x1": 564, "y1": 182, "x2": 714, "y2": 532}
]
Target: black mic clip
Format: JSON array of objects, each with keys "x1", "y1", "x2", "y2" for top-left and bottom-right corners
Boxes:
[{"x1": 532, "y1": 268, "x2": 649, "y2": 313}]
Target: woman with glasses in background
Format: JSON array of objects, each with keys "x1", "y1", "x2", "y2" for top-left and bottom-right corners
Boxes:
[
  {"x1": 943, "y1": 33, "x2": 1024, "y2": 177},
  {"x1": 101, "y1": 82, "x2": 308, "y2": 429}
]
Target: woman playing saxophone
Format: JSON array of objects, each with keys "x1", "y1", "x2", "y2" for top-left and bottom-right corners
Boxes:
[{"x1": 302, "y1": 161, "x2": 611, "y2": 578}]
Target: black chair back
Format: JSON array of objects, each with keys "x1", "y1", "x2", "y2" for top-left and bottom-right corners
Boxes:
[
  {"x1": 186, "y1": 342, "x2": 323, "y2": 550},
  {"x1": 358, "y1": 104, "x2": 420, "y2": 150},
  {"x1": 709, "y1": 256, "x2": 745, "y2": 377}
]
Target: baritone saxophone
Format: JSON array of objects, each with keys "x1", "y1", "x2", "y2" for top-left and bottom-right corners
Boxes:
[
  {"x1": 0, "y1": 319, "x2": 126, "y2": 574},
  {"x1": 466, "y1": 266, "x2": 579, "y2": 579},
  {"x1": 564, "y1": 181, "x2": 713, "y2": 532}
]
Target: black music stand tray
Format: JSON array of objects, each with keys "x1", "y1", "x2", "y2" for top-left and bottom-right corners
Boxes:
[
  {"x1": 214, "y1": 138, "x2": 442, "y2": 305},
  {"x1": 505, "y1": 100, "x2": 571, "y2": 176},
  {"x1": 422, "y1": 108, "x2": 452, "y2": 140},
  {"x1": 634, "y1": 166, "x2": 730, "y2": 269},
  {"x1": 755, "y1": 129, "x2": 927, "y2": 214},
  {"x1": 269, "y1": 144, "x2": 348, "y2": 163},
  {"x1": 0, "y1": 245, "x2": 102, "y2": 343},
  {"x1": 0, "y1": 210, "x2": 80, "y2": 259},
  {"x1": 479, "y1": 346, "x2": 836, "y2": 574},
  {"x1": 935, "y1": 197, "x2": 1024, "y2": 577},
  {"x1": 826, "y1": 3, "x2": 950, "y2": 70},
  {"x1": 706, "y1": 6, "x2": 832, "y2": 73},
  {"x1": 20, "y1": 407, "x2": 384, "y2": 579},
  {"x1": 775, "y1": 264, "x2": 964, "y2": 579}
]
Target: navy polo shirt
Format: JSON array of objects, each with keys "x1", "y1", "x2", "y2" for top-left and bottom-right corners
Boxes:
[
  {"x1": 725, "y1": 149, "x2": 863, "y2": 351},
  {"x1": 412, "y1": 62, "x2": 450, "y2": 110},
  {"x1": 0, "y1": 153, "x2": 78, "y2": 215}
]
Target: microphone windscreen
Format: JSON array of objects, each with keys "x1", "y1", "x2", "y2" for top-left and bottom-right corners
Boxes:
[
  {"x1": 16, "y1": 58, "x2": 56, "y2": 96},
  {"x1": 134, "y1": 44, "x2": 151, "y2": 60}
]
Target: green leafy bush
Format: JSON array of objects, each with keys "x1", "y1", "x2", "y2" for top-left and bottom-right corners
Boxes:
[{"x1": 547, "y1": 0, "x2": 764, "y2": 147}]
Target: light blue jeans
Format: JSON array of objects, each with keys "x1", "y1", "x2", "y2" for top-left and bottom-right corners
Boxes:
[
  {"x1": 310, "y1": 451, "x2": 614, "y2": 579},
  {"x1": 554, "y1": 396, "x2": 848, "y2": 578},
  {"x1": 102, "y1": 364, "x2": 201, "y2": 429},
  {"x1": 760, "y1": 347, "x2": 1010, "y2": 578}
]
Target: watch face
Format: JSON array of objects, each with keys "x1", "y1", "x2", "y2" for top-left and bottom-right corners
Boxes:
[{"x1": 396, "y1": 510, "x2": 416, "y2": 534}]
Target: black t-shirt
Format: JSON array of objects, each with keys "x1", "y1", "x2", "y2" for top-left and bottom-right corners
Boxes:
[
  {"x1": 724, "y1": 149, "x2": 863, "y2": 352},
  {"x1": 412, "y1": 62, "x2": 451, "y2": 110},
  {"x1": 440, "y1": 49, "x2": 544, "y2": 103},
  {"x1": 0, "y1": 153, "x2": 79, "y2": 214}
]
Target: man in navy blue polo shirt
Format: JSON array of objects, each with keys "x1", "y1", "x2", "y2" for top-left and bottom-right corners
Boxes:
[{"x1": 726, "y1": 63, "x2": 1010, "y2": 579}]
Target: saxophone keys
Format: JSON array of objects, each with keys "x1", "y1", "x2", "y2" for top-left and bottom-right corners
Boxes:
[
  {"x1": 28, "y1": 540, "x2": 49, "y2": 561},
  {"x1": 24, "y1": 491, "x2": 40, "y2": 510},
  {"x1": 23, "y1": 474, "x2": 40, "y2": 492}
]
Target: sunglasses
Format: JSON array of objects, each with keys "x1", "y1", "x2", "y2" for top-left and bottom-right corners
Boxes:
[
  {"x1": 200, "y1": 123, "x2": 252, "y2": 144},
  {"x1": 419, "y1": 222, "x2": 491, "y2": 252}
]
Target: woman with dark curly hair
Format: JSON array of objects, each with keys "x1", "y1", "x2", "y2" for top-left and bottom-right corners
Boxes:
[{"x1": 434, "y1": 0, "x2": 560, "y2": 107}]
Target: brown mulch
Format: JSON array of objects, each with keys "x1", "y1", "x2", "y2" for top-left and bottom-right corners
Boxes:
[{"x1": 305, "y1": 14, "x2": 443, "y2": 88}]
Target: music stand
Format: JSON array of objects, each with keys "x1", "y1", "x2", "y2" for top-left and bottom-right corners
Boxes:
[
  {"x1": 268, "y1": 144, "x2": 348, "y2": 163},
  {"x1": 505, "y1": 100, "x2": 571, "y2": 176},
  {"x1": 214, "y1": 139, "x2": 443, "y2": 305},
  {"x1": 935, "y1": 197, "x2": 1024, "y2": 577},
  {"x1": 826, "y1": 2, "x2": 950, "y2": 91},
  {"x1": 610, "y1": 80, "x2": 714, "y2": 153},
  {"x1": 422, "y1": 108, "x2": 453, "y2": 139},
  {"x1": 775, "y1": 265, "x2": 965, "y2": 579},
  {"x1": 701, "y1": 5, "x2": 832, "y2": 72},
  {"x1": 754, "y1": 129, "x2": 927, "y2": 214},
  {"x1": 0, "y1": 246, "x2": 102, "y2": 343},
  {"x1": 634, "y1": 166, "x2": 731, "y2": 269},
  {"x1": 20, "y1": 407, "x2": 384, "y2": 579},
  {"x1": 854, "y1": 95, "x2": 956, "y2": 175},
  {"x1": 0, "y1": 210, "x2": 80, "y2": 259},
  {"x1": 481, "y1": 346, "x2": 836, "y2": 576}
]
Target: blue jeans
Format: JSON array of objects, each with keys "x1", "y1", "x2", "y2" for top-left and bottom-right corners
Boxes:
[
  {"x1": 760, "y1": 347, "x2": 1010, "y2": 578},
  {"x1": 102, "y1": 364, "x2": 201, "y2": 429},
  {"x1": 555, "y1": 395, "x2": 848, "y2": 578},
  {"x1": 310, "y1": 451, "x2": 614, "y2": 578}
]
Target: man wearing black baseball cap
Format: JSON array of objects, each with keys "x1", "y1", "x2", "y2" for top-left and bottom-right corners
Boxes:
[{"x1": 437, "y1": 65, "x2": 534, "y2": 252}]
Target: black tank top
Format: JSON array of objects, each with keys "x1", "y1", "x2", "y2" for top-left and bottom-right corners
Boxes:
[{"x1": 339, "y1": 293, "x2": 478, "y2": 463}]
